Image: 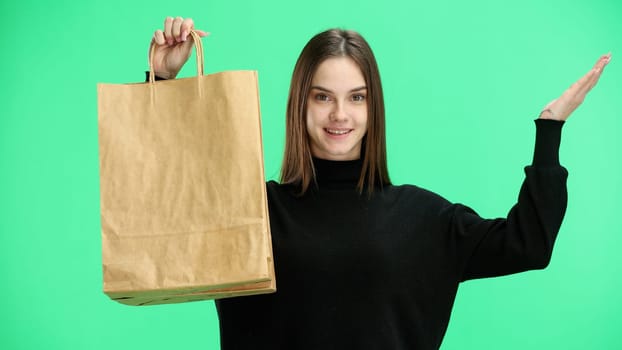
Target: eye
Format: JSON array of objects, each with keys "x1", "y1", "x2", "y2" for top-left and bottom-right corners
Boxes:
[
  {"x1": 314, "y1": 93, "x2": 331, "y2": 102},
  {"x1": 351, "y1": 94, "x2": 366, "y2": 102}
]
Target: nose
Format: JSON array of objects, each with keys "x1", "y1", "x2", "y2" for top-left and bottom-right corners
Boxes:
[{"x1": 329, "y1": 102, "x2": 348, "y2": 122}]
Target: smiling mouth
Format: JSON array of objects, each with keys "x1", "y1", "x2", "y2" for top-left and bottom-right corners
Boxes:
[{"x1": 325, "y1": 128, "x2": 353, "y2": 135}]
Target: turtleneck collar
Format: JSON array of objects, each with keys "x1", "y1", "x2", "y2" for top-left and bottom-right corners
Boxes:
[{"x1": 312, "y1": 157, "x2": 363, "y2": 189}]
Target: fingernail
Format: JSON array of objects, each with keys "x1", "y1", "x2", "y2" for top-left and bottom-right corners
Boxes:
[{"x1": 182, "y1": 30, "x2": 187, "y2": 41}]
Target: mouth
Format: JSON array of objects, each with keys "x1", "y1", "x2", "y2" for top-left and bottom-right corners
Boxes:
[{"x1": 324, "y1": 128, "x2": 353, "y2": 136}]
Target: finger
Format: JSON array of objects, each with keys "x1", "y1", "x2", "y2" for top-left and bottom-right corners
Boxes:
[
  {"x1": 581, "y1": 69, "x2": 602, "y2": 94},
  {"x1": 575, "y1": 69, "x2": 598, "y2": 94},
  {"x1": 172, "y1": 16, "x2": 184, "y2": 42},
  {"x1": 587, "y1": 54, "x2": 611, "y2": 82},
  {"x1": 153, "y1": 30, "x2": 166, "y2": 46},
  {"x1": 195, "y1": 30, "x2": 209, "y2": 37},
  {"x1": 593, "y1": 53, "x2": 612, "y2": 71},
  {"x1": 559, "y1": 55, "x2": 610, "y2": 118},
  {"x1": 577, "y1": 72, "x2": 602, "y2": 99},
  {"x1": 561, "y1": 75, "x2": 586, "y2": 102},
  {"x1": 163, "y1": 16, "x2": 174, "y2": 45},
  {"x1": 185, "y1": 31, "x2": 210, "y2": 43},
  {"x1": 578, "y1": 55, "x2": 611, "y2": 95},
  {"x1": 180, "y1": 18, "x2": 195, "y2": 41},
  {"x1": 565, "y1": 64, "x2": 598, "y2": 99},
  {"x1": 570, "y1": 54, "x2": 610, "y2": 92}
]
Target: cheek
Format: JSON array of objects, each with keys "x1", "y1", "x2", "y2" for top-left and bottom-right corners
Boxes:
[
  {"x1": 305, "y1": 109, "x2": 312, "y2": 132},
  {"x1": 305, "y1": 116, "x2": 312, "y2": 138},
  {"x1": 305, "y1": 110, "x2": 318, "y2": 145},
  {"x1": 305, "y1": 105, "x2": 321, "y2": 129},
  {"x1": 358, "y1": 107, "x2": 369, "y2": 129}
]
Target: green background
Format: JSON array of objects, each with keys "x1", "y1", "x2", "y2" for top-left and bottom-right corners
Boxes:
[{"x1": 1, "y1": 0, "x2": 620, "y2": 348}]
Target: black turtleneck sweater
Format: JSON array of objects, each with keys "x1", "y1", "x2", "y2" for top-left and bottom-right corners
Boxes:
[{"x1": 215, "y1": 119, "x2": 567, "y2": 349}]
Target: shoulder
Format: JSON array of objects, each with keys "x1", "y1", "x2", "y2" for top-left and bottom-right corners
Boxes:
[
  {"x1": 267, "y1": 180, "x2": 294, "y2": 191},
  {"x1": 266, "y1": 180, "x2": 299, "y2": 198},
  {"x1": 266, "y1": 180, "x2": 279, "y2": 189}
]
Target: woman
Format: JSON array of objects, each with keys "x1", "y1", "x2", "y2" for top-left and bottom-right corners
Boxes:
[{"x1": 149, "y1": 16, "x2": 610, "y2": 349}]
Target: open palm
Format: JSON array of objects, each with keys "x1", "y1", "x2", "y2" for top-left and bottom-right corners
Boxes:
[{"x1": 540, "y1": 54, "x2": 611, "y2": 121}]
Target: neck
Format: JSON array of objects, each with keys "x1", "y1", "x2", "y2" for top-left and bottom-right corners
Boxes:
[{"x1": 312, "y1": 157, "x2": 363, "y2": 190}]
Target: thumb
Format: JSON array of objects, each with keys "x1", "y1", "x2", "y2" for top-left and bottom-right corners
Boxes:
[
  {"x1": 195, "y1": 30, "x2": 210, "y2": 37},
  {"x1": 180, "y1": 31, "x2": 207, "y2": 56}
]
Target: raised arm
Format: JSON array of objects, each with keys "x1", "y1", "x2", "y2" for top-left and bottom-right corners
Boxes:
[{"x1": 454, "y1": 54, "x2": 611, "y2": 281}]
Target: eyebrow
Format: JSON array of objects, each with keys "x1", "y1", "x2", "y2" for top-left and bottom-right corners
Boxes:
[{"x1": 310, "y1": 85, "x2": 367, "y2": 93}]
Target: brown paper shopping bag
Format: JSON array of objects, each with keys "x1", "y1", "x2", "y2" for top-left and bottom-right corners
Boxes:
[{"x1": 97, "y1": 31, "x2": 275, "y2": 306}]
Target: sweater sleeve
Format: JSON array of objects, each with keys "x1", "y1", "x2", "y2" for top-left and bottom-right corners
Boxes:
[{"x1": 448, "y1": 119, "x2": 568, "y2": 282}]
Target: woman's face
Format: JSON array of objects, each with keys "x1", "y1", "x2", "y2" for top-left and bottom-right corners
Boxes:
[{"x1": 306, "y1": 57, "x2": 368, "y2": 161}]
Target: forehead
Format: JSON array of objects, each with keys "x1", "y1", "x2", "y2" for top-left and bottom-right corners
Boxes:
[{"x1": 311, "y1": 57, "x2": 366, "y2": 90}]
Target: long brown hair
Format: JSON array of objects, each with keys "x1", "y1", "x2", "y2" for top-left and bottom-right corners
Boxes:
[{"x1": 280, "y1": 29, "x2": 391, "y2": 194}]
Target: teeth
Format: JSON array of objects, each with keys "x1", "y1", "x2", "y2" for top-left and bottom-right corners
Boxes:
[{"x1": 326, "y1": 129, "x2": 350, "y2": 135}]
